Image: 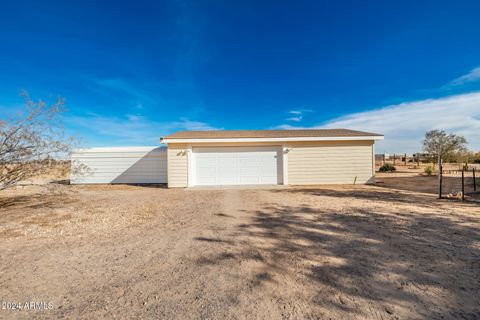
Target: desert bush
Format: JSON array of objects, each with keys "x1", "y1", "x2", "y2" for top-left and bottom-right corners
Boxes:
[
  {"x1": 424, "y1": 165, "x2": 436, "y2": 176},
  {"x1": 379, "y1": 163, "x2": 396, "y2": 172},
  {"x1": 0, "y1": 91, "x2": 77, "y2": 190},
  {"x1": 474, "y1": 152, "x2": 480, "y2": 164}
]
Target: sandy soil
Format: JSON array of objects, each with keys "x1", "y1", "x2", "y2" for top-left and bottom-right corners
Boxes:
[{"x1": 0, "y1": 176, "x2": 479, "y2": 319}]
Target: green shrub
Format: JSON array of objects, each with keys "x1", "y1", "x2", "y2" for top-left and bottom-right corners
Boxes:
[
  {"x1": 475, "y1": 151, "x2": 480, "y2": 163},
  {"x1": 379, "y1": 163, "x2": 396, "y2": 172},
  {"x1": 424, "y1": 165, "x2": 436, "y2": 176}
]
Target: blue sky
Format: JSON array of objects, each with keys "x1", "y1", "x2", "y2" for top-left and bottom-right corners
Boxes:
[{"x1": 1, "y1": 0, "x2": 480, "y2": 152}]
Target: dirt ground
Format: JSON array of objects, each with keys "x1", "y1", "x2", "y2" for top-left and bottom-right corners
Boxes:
[{"x1": 0, "y1": 172, "x2": 479, "y2": 319}]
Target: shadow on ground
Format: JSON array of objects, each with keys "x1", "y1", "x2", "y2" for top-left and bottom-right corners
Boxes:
[
  {"x1": 117, "y1": 183, "x2": 168, "y2": 188},
  {"x1": 275, "y1": 186, "x2": 442, "y2": 209},
  {"x1": 0, "y1": 192, "x2": 73, "y2": 210},
  {"x1": 195, "y1": 188, "x2": 480, "y2": 318},
  {"x1": 276, "y1": 185, "x2": 479, "y2": 209}
]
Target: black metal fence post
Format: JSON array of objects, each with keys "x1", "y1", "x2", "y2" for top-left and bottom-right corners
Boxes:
[
  {"x1": 474, "y1": 168, "x2": 477, "y2": 192},
  {"x1": 461, "y1": 169, "x2": 465, "y2": 201},
  {"x1": 438, "y1": 161, "x2": 442, "y2": 199}
]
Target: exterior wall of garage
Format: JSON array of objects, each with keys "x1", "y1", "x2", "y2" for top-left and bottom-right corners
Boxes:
[
  {"x1": 286, "y1": 140, "x2": 375, "y2": 185},
  {"x1": 71, "y1": 147, "x2": 167, "y2": 184},
  {"x1": 167, "y1": 140, "x2": 376, "y2": 187},
  {"x1": 167, "y1": 143, "x2": 189, "y2": 187}
]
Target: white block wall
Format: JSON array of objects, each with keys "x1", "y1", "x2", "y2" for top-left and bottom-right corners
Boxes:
[{"x1": 71, "y1": 147, "x2": 167, "y2": 184}]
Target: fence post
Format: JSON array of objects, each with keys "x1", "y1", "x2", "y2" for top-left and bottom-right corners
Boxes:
[
  {"x1": 438, "y1": 161, "x2": 442, "y2": 199},
  {"x1": 473, "y1": 168, "x2": 476, "y2": 192},
  {"x1": 461, "y1": 169, "x2": 465, "y2": 201},
  {"x1": 393, "y1": 154, "x2": 396, "y2": 165},
  {"x1": 404, "y1": 153, "x2": 407, "y2": 166},
  {"x1": 383, "y1": 154, "x2": 385, "y2": 165}
]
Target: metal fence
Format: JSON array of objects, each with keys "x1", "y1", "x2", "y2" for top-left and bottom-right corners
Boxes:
[
  {"x1": 440, "y1": 168, "x2": 479, "y2": 202},
  {"x1": 375, "y1": 153, "x2": 432, "y2": 167}
]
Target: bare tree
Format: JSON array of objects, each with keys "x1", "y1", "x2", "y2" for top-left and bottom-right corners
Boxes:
[
  {"x1": 423, "y1": 130, "x2": 467, "y2": 164},
  {"x1": 423, "y1": 129, "x2": 467, "y2": 198},
  {"x1": 0, "y1": 91, "x2": 75, "y2": 190}
]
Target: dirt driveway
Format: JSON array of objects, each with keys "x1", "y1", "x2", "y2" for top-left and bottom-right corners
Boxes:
[{"x1": 0, "y1": 182, "x2": 479, "y2": 319}]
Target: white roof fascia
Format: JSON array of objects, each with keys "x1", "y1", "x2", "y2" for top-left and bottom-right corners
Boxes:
[
  {"x1": 72, "y1": 146, "x2": 165, "y2": 153},
  {"x1": 161, "y1": 136, "x2": 384, "y2": 144}
]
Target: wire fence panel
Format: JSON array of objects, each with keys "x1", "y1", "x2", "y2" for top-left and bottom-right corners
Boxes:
[
  {"x1": 441, "y1": 168, "x2": 479, "y2": 202},
  {"x1": 441, "y1": 170, "x2": 464, "y2": 200},
  {"x1": 465, "y1": 170, "x2": 479, "y2": 202}
]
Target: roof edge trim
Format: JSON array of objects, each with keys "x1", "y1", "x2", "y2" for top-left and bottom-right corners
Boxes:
[{"x1": 161, "y1": 136, "x2": 384, "y2": 144}]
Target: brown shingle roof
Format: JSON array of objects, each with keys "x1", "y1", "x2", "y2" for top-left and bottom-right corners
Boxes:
[{"x1": 163, "y1": 129, "x2": 382, "y2": 139}]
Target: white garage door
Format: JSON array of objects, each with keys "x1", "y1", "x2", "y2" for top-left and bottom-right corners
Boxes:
[
  {"x1": 193, "y1": 146, "x2": 282, "y2": 186},
  {"x1": 71, "y1": 147, "x2": 167, "y2": 184}
]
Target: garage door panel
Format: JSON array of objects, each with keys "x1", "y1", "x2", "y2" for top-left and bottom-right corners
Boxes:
[
  {"x1": 217, "y1": 168, "x2": 237, "y2": 177},
  {"x1": 260, "y1": 177, "x2": 276, "y2": 184},
  {"x1": 238, "y1": 175, "x2": 276, "y2": 185},
  {"x1": 217, "y1": 153, "x2": 236, "y2": 158},
  {"x1": 217, "y1": 162, "x2": 236, "y2": 169},
  {"x1": 197, "y1": 167, "x2": 216, "y2": 176},
  {"x1": 237, "y1": 153, "x2": 257, "y2": 159},
  {"x1": 216, "y1": 177, "x2": 236, "y2": 184},
  {"x1": 259, "y1": 156, "x2": 276, "y2": 163},
  {"x1": 193, "y1": 147, "x2": 282, "y2": 186},
  {"x1": 238, "y1": 177, "x2": 260, "y2": 184},
  {"x1": 238, "y1": 166, "x2": 260, "y2": 175}
]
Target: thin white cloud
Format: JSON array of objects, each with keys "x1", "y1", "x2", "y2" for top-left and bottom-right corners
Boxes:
[
  {"x1": 287, "y1": 116, "x2": 302, "y2": 122},
  {"x1": 273, "y1": 92, "x2": 480, "y2": 153},
  {"x1": 289, "y1": 110, "x2": 303, "y2": 115},
  {"x1": 286, "y1": 109, "x2": 313, "y2": 122},
  {"x1": 272, "y1": 124, "x2": 308, "y2": 130},
  {"x1": 82, "y1": 77, "x2": 157, "y2": 105},
  {"x1": 66, "y1": 113, "x2": 220, "y2": 145},
  {"x1": 447, "y1": 66, "x2": 480, "y2": 87},
  {"x1": 321, "y1": 92, "x2": 480, "y2": 153},
  {"x1": 173, "y1": 118, "x2": 219, "y2": 131}
]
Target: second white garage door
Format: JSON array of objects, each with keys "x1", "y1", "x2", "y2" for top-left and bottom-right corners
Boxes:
[{"x1": 193, "y1": 146, "x2": 282, "y2": 186}]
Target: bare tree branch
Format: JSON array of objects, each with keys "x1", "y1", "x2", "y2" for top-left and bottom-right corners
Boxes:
[{"x1": 0, "y1": 91, "x2": 77, "y2": 190}]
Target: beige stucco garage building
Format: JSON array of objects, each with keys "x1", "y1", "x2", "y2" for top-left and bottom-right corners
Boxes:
[{"x1": 161, "y1": 129, "x2": 383, "y2": 188}]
